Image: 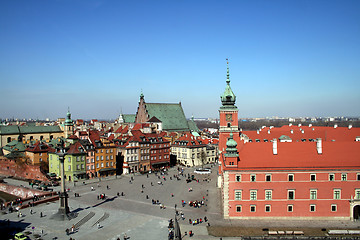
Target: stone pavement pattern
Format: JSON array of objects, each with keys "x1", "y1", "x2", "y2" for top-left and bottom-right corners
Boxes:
[{"x1": 1, "y1": 165, "x2": 360, "y2": 240}]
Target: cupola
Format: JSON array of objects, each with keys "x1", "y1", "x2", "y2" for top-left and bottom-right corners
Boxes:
[
  {"x1": 225, "y1": 132, "x2": 239, "y2": 157},
  {"x1": 220, "y1": 59, "x2": 237, "y2": 109}
]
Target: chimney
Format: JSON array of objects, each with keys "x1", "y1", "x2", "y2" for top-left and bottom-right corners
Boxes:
[
  {"x1": 316, "y1": 138, "x2": 322, "y2": 154},
  {"x1": 298, "y1": 124, "x2": 301, "y2": 127},
  {"x1": 334, "y1": 124, "x2": 338, "y2": 129},
  {"x1": 349, "y1": 125, "x2": 352, "y2": 129},
  {"x1": 309, "y1": 124, "x2": 312, "y2": 127},
  {"x1": 290, "y1": 130, "x2": 293, "y2": 134},
  {"x1": 273, "y1": 139, "x2": 278, "y2": 155},
  {"x1": 257, "y1": 130, "x2": 259, "y2": 134},
  {"x1": 301, "y1": 129, "x2": 304, "y2": 134},
  {"x1": 268, "y1": 130, "x2": 270, "y2": 134}
]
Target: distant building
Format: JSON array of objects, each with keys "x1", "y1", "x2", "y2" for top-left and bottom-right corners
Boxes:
[
  {"x1": 135, "y1": 93, "x2": 198, "y2": 132},
  {"x1": 0, "y1": 125, "x2": 63, "y2": 148}
]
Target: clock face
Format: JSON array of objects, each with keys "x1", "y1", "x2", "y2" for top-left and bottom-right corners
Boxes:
[{"x1": 226, "y1": 114, "x2": 232, "y2": 122}]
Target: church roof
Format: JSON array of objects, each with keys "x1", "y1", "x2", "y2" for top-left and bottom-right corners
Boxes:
[
  {"x1": 122, "y1": 114, "x2": 136, "y2": 123},
  {"x1": 0, "y1": 125, "x2": 62, "y2": 135},
  {"x1": 145, "y1": 103, "x2": 190, "y2": 132}
]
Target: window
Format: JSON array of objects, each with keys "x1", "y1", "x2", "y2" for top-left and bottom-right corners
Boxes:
[
  {"x1": 288, "y1": 190, "x2": 295, "y2": 200},
  {"x1": 77, "y1": 165, "x2": 80, "y2": 170},
  {"x1": 310, "y1": 205, "x2": 316, "y2": 212},
  {"x1": 106, "y1": 162, "x2": 109, "y2": 167},
  {"x1": 250, "y1": 205, "x2": 256, "y2": 212},
  {"x1": 101, "y1": 163, "x2": 103, "y2": 167},
  {"x1": 265, "y1": 205, "x2": 271, "y2": 212},
  {"x1": 68, "y1": 157, "x2": 71, "y2": 163},
  {"x1": 250, "y1": 174, "x2": 256, "y2": 182},
  {"x1": 236, "y1": 205, "x2": 242, "y2": 212},
  {"x1": 341, "y1": 173, "x2": 347, "y2": 181},
  {"x1": 333, "y1": 189, "x2": 341, "y2": 199},
  {"x1": 265, "y1": 190, "x2": 272, "y2": 200},
  {"x1": 266, "y1": 174, "x2": 271, "y2": 182},
  {"x1": 287, "y1": 205, "x2": 293, "y2": 212},
  {"x1": 310, "y1": 174, "x2": 316, "y2": 181},
  {"x1": 329, "y1": 173, "x2": 335, "y2": 181},
  {"x1": 288, "y1": 174, "x2": 294, "y2": 182},
  {"x1": 68, "y1": 165, "x2": 71, "y2": 170},
  {"x1": 357, "y1": 174, "x2": 360, "y2": 181},
  {"x1": 355, "y1": 189, "x2": 360, "y2": 200},
  {"x1": 96, "y1": 163, "x2": 99, "y2": 168},
  {"x1": 250, "y1": 190, "x2": 257, "y2": 200},
  {"x1": 235, "y1": 190, "x2": 242, "y2": 200},
  {"x1": 96, "y1": 156, "x2": 99, "y2": 161},
  {"x1": 331, "y1": 204, "x2": 337, "y2": 212},
  {"x1": 310, "y1": 190, "x2": 317, "y2": 200}
]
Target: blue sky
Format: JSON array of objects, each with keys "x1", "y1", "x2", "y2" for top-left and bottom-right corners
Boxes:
[{"x1": 1, "y1": 0, "x2": 359, "y2": 120}]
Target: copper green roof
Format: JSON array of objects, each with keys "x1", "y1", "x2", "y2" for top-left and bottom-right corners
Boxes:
[
  {"x1": 220, "y1": 60, "x2": 237, "y2": 110},
  {"x1": 3, "y1": 140, "x2": 27, "y2": 152},
  {"x1": 188, "y1": 119, "x2": 200, "y2": 133},
  {"x1": 225, "y1": 132, "x2": 239, "y2": 157},
  {"x1": 145, "y1": 103, "x2": 190, "y2": 132},
  {"x1": 122, "y1": 114, "x2": 136, "y2": 123},
  {"x1": 0, "y1": 125, "x2": 62, "y2": 135}
]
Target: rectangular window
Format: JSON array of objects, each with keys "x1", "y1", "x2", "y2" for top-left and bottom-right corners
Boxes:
[
  {"x1": 288, "y1": 190, "x2": 295, "y2": 200},
  {"x1": 331, "y1": 204, "x2": 337, "y2": 212},
  {"x1": 96, "y1": 156, "x2": 99, "y2": 161},
  {"x1": 265, "y1": 205, "x2": 271, "y2": 212},
  {"x1": 68, "y1": 157, "x2": 71, "y2": 163},
  {"x1": 106, "y1": 162, "x2": 109, "y2": 167},
  {"x1": 101, "y1": 156, "x2": 104, "y2": 160},
  {"x1": 310, "y1": 190, "x2": 317, "y2": 200},
  {"x1": 355, "y1": 189, "x2": 360, "y2": 200},
  {"x1": 310, "y1": 205, "x2": 316, "y2": 212},
  {"x1": 287, "y1": 205, "x2": 293, "y2": 212},
  {"x1": 250, "y1": 174, "x2": 256, "y2": 182},
  {"x1": 341, "y1": 173, "x2": 347, "y2": 181},
  {"x1": 310, "y1": 174, "x2": 316, "y2": 181},
  {"x1": 288, "y1": 174, "x2": 294, "y2": 182},
  {"x1": 250, "y1": 190, "x2": 257, "y2": 200},
  {"x1": 101, "y1": 163, "x2": 103, "y2": 167},
  {"x1": 265, "y1": 190, "x2": 272, "y2": 200},
  {"x1": 250, "y1": 205, "x2": 256, "y2": 212},
  {"x1": 266, "y1": 174, "x2": 271, "y2": 182},
  {"x1": 235, "y1": 190, "x2": 242, "y2": 200},
  {"x1": 68, "y1": 165, "x2": 71, "y2": 170},
  {"x1": 96, "y1": 163, "x2": 99, "y2": 168},
  {"x1": 357, "y1": 173, "x2": 360, "y2": 181},
  {"x1": 329, "y1": 173, "x2": 335, "y2": 181},
  {"x1": 76, "y1": 165, "x2": 80, "y2": 170},
  {"x1": 236, "y1": 205, "x2": 242, "y2": 212},
  {"x1": 333, "y1": 189, "x2": 341, "y2": 199}
]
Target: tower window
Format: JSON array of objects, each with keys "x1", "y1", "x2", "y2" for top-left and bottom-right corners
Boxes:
[{"x1": 227, "y1": 123, "x2": 231, "y2": 127}]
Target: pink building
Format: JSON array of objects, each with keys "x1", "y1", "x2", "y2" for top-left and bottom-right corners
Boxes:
[{"x1": 218, "y1": 62, "x2": 360, "y2": 220}]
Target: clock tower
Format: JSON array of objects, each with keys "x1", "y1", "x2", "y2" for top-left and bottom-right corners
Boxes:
[{"x1": 219, "y1": 59, "x2": 240, "y2": 155}]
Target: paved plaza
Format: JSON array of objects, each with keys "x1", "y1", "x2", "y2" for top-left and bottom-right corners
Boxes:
[{"x1": 1, "y1": 165, "x2": 360, "y2": 240}]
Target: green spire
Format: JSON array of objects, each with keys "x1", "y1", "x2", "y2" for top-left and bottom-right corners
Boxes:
[
  {"x1": 225, "y1": 132, "x2": 239, "y2": 157},
  {"x1": 226, "y1": 58, "x2": 230, "y2": 84},
  {"x1": 220, "y1": 58, "x2": 237, "y2": 109},
  {"x1": 65, "y1": 107, "x2": 73, "y2": 126}
]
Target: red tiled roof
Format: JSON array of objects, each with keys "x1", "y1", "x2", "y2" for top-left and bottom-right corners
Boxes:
[
  {"x1": 234, "y1": 141, "x2": 360, "y2": 171},
  {"x1": 242, "y1": 125, "x2": 360, "y2": 142},
  {"x1": 67, "y1": 141, "x2": 85, "y2": 155},
  {"x1": 25, "y1": 141, "x2": 55, "y2": 153}
]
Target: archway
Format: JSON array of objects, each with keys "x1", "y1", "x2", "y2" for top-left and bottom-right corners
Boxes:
[{"x1": 354, "y1": 205, "x2": 360, "y2": 221}]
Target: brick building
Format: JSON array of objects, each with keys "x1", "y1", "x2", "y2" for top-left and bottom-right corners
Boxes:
[{"x1": 218, "y1": 61, "x2": 360, "y2": 220}]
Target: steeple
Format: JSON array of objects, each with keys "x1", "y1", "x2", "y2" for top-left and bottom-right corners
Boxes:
[
  {"x1": 220, "y1": 59, "x2": 237, "y2": 109},
  {"x1": 65, "y1": 107, "x2": 73, "y2": 126},
  {"x1": 225, "y1": 132, "x2": 239, "y2": 157},
  {"x1": 140, "y1": 90, "x2": 144, "y2": 100}
]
